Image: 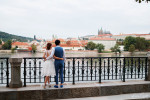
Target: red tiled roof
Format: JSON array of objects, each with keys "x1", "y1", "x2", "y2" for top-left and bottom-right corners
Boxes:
[
  {"x1": 52, "y1": 38, "x2": 66, "y2": 42},
  {"x1": 12, "y1": 42, "x2": 29, "y2": 46},
  {"x1": 46, "y1": 41, "x2": 52, "y2": 43},
  {"x1": 113, "y1": 34, "x2": 150, "y2": 36},
  {"x1": 89, "y1": 37, "x2": 116, "y2": 41},
  {"x1": 113, "y1": 34, "x2": 137, "y2": 36},
  {"x1": 135, "y1": 34, "x2": 150, "y2": 36},
  {"x1": 98, "y1": 34, "x2": 113, "y2": 37}
]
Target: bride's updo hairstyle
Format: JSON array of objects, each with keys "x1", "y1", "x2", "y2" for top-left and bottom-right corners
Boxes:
[{"x1": 46, "y1": 43, "x2": 52, "y2": 50}]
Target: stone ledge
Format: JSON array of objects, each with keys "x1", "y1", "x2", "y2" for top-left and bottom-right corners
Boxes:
[
  {"x1": 0, "y1": 81, "x2": 150, "y2": 100},
  {"x1": 128, "y1": 98, "x2": 150, "y2": 100}
]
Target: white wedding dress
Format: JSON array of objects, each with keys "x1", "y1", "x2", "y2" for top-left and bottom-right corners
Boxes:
[{"x1": 41, "y1": 50, "x2": 56, "y2": 76}]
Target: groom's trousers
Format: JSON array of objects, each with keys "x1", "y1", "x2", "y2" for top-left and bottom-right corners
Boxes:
[{"x1": 54, "y1": 60, "x2": 64, "y2": 85}]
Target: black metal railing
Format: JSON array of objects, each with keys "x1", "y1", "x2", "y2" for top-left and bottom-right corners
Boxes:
[
  {"x1": 22, "y1": 57, "x2": 148, "y2": 86},
  {"x1": 0, "y1": 57, "x2": 10, "y2": 87}
]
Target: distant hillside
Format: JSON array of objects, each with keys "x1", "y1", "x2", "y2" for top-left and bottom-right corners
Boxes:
[{"x1": 0, "y1": 31, "x2": 34, "y2": 42}]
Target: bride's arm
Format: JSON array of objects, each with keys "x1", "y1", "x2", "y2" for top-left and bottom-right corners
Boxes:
[
  {"x1": 43, "y1": 52, "x2": 46, "y2": 60},
  {"x1": 53, "y1": 55, "x2": 63, "y2": 60}
]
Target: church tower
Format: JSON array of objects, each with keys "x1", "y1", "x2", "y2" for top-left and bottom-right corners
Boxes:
[
  {"x1": 98, "y1": 27, "x2": 103, "y2": 35},
  {"x1": 34, "y1": 35, "x2": 36, "y2": 40}
]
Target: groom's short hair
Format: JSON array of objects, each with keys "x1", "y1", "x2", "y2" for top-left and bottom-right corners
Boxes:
[{"x1": 55, "y1": 40, "x2": 60, "y2": 45}]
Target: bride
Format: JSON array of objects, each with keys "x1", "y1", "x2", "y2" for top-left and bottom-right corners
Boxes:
[{"x1": 41, "y1": 43, "x2": 63, "y2": 89}]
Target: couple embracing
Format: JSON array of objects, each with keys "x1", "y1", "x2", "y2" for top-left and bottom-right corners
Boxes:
[{"x1": 42, "y1": 40, "x2": 65, "y2": 89}]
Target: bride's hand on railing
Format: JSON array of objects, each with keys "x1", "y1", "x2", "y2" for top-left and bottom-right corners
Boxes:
[{"x1": 43, "y1": 56, "x2": 46, "y2": 61}]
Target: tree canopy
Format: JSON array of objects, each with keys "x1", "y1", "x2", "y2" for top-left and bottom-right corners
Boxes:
[
  {"x1": 124, "y1": 36, "x2": 150, "y2": 51},
  {"x1": 96, "y1": 43, "x2": 105, "y2": 53},
  {"x1": 111, "y1": 44, "x2": 121, "y2": 54},
  {"x1": 129, "y1": 44, "x2": 135, "y2": 54},
  {"x1": 0, "y1": 31, "x2": 34, "y2": 42},
  {"x1": 135, "y1": 37, "x2": 149, "y2": 51},
  {"x1": 2, "y1": 40, "x2": 12, "y2": 50},
  {"x1": 124, "y1": 36, "x2": 136, "y2": 51},
  {"x1": 85, "y1": 41, "x2": 96, "y2": 50},
  {"x1": 136, "y1": 0, "x2": 150, "y2": 3},
  {"x1": 31, "y1": 44, "x2": 37, "y2": 53}
]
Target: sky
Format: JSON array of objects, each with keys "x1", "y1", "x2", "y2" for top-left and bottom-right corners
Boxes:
[{"x1": 0, "y1": 0, "x2": 150, "y2": 40}]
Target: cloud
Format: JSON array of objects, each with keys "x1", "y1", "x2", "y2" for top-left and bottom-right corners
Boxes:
[{"x1": 0, "y1": 0, "x2": 150, "y2": 39}]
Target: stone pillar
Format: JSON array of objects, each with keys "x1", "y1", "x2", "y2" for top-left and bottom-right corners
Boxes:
[
  {"x1": 148, "y1": 57, "x2": 150, "y2": 81},
  {"x1": 9, "y1": 58, "x2": 22, "y2": 88}
]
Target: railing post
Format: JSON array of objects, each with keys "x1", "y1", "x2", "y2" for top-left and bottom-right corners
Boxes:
[
  {"x1": 123, "y1": 58, "x2": 125, "y2": 82},
  {"x1": 72, "y1": 58, "x2": 75, "y2": 85},
  {"x1": 6, "y1": 58, "x2": 9, "y2": 87},
  {"x1": 147, "y1": 57, "x2": 150, "y2": 81},
  {"x1": 91, "y1": 58, "x2": 93, "y2": 81},
  {"x1": 24, "y1": 58, "x2": 26, "y2": 87},
  {"x1": 99, "y1": 58, "x2": 101, "y2": 83},
  {"x1": 9, "y1": 58, "x2": 22, "y2": 88},
  {"x1": 1, "y1": 62, "x2": 3, "y2": 84},
  {"x1": 34, "y1": 58, "x2": 36, "y2": 83}
]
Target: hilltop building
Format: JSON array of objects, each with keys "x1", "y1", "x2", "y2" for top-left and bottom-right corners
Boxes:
[
  {"x1": 79, "y1": 35, "x2": 96, "y2": 40},
  {"x1": 112, "y1": 33, "x2": 150, "y2": 41},
  {"x1": 79, "y1": 28, "x2": 116, "y2": 50},
  {"x1": 88, "y1": 37, "x2": 116, "y2": 50},
  {"x1": 98, "y1": 28, "x2": 111, "y2": 35}
]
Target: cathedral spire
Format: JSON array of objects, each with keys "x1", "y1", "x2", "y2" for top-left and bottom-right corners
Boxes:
[{"x1": 99, "y1": 27, "x2": 103, "y2": 35}]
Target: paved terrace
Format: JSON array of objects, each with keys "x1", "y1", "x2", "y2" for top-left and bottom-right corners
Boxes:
[{"x1": 0, "y1": 80, "x2": 150, "y2": 100}]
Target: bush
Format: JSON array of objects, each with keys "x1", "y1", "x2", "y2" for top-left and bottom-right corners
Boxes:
[
  {"x1": 96, "y1": 43, "x2": 105, "y2": 53},
  {"x1": 111, "y1": 44, "x2": 121, "y2": 54},
  {"x1": 31, "y1": 44, "x2": 37, "y2": 53},
  {"x1": 11, "y1": 48, "x2": 16, "y2": 53},
  {"x1": 2, "y1": 40, "x2": 12, "y2": 50},
  {"x1": 129, "y1": 44, "x2": 135, "y2": 54},
  {"x1": 124, "y1": 36, "x2": 136, "y2": 51},
  {"x1": 85, "y1": 42, "x2": 96, "y2": 50}
]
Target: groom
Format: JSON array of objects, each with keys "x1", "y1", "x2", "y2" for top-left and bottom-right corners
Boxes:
[{"x1": 46, "y1": 40, "x2": 65, "y2": 88}]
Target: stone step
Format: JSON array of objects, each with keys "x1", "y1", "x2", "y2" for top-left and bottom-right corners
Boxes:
[
  {"x1": 58, "y1": 92, "x2": 150, "y2": 100},
  {"x1": 0, "y1": 80, "x2": 150, "y2": 100}
]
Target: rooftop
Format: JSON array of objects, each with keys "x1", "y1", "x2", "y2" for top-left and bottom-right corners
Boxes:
[
  {"x1": 90, "y1": 37, "x2": 116, "y2": 41},
  {"x1": 12, "y1": 42, "x2": 29, "y2": 46}
]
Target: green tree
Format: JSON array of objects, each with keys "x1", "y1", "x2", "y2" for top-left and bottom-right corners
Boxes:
[
  {"x1": 111, "y1": 44, "x2": 121, "y2": 54},
  {"x1": 2, "y1": 40, "x2": 12, "y2": 50},
  {"x1": 135, "y1": 37, "x2": 148, "y2": 51},
  {"x1": 96, "y1": 43, "x2": 105, "y2": 53},
  {"x1": 145, "y1": 41, "x2": 150, "y2": 50},
  {"x1": 85, "y1": 42, "x2": 96, "y2": 50},
  {"x1": 11, "y1": 47, "x2": 16, "y2": 53},
  {"x1": 124, "y1": 36, "x2": 136, "y2": 51},
  {"x1": 15, "y1": 46, "x2": 18, "y2": 49},
  {"x1": 31, "y1": 44, "x2": 37, "y2": 53},
  {"x1": 129, "y1": 44, "x2": 135, "y2": 54},
  {"x1": 136, "y1": 0, "x2": 150, "y2": 3}
]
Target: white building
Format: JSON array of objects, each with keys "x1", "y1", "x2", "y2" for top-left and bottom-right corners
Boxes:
[
  {"x1": 89, "y1": 37, "x2": 116, "y2": 50},
  {"x1": 112, "y1": 33, "x2": 150, "y2": 41}
]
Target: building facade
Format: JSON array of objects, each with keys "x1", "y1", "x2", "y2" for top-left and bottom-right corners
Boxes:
[{"x1": 89, "y1": 37, "x2": 116, "y2": 50}]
